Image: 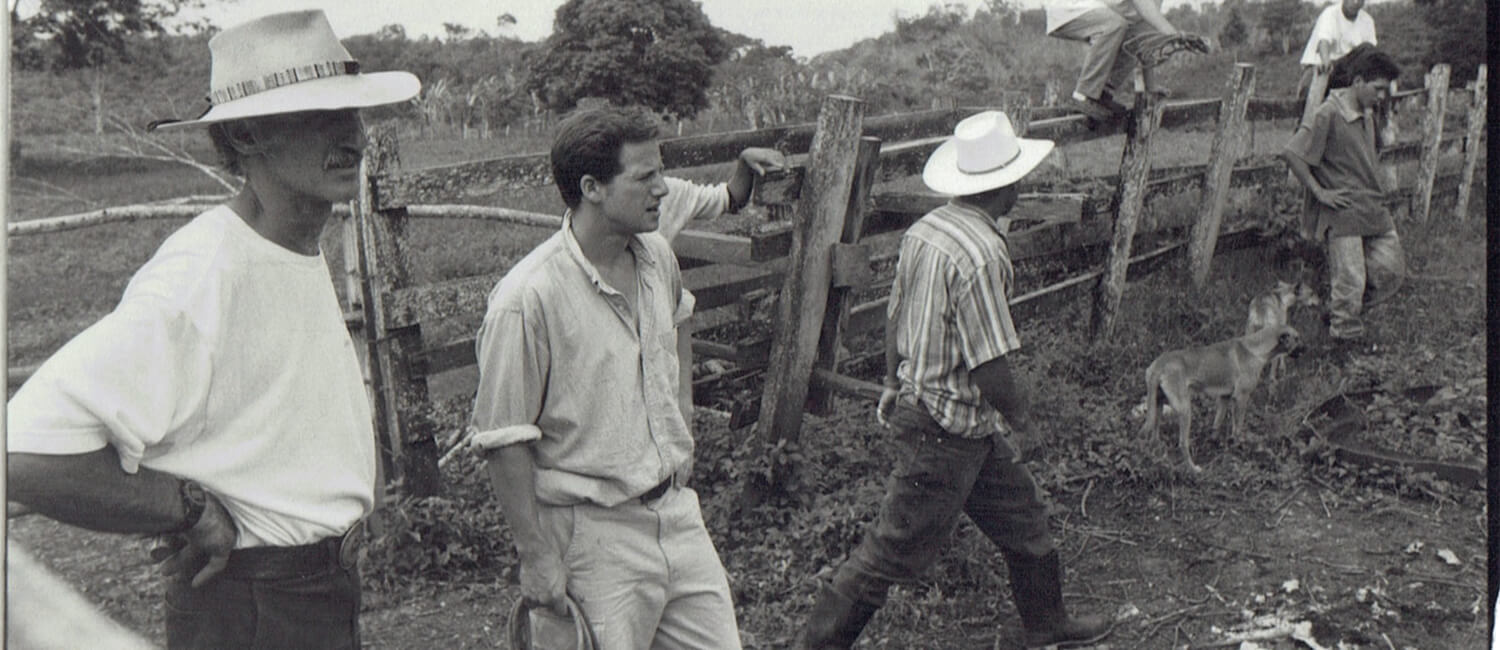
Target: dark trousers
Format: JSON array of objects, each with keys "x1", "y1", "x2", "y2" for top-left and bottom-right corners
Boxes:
[
  {"x1": 164, "y1": 562, "x2": 361, "y2": 649},
  {"x1": 830, "y1": 405, "x2": 1055, "y2": 607}
]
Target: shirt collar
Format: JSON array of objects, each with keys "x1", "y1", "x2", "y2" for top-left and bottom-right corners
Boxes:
[
  {"x1": 1329, "y1": 88, "x2": 1365, "y2": 122},
  {"x1": 946, "y1": 198, "x2": 1009, "y2": 238},
  {"x1": 559, "y1": 210, "x2": 657, "y2": 296}
]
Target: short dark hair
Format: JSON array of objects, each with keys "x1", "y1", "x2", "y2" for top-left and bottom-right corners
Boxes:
[
  {"x1": 550, "y1": 106, "x2": 662, "y2": 209},
  {"x1": 1329, "y1": 44, "x2": 1401, "y2": 88}
]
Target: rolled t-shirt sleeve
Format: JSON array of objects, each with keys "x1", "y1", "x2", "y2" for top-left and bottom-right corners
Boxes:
[
  {"x1": 469, "y1": 299, "x2": 548, "y2": 448},
  {"x1": 6, "y1": 300, "x2": 212, "y2": 474}
]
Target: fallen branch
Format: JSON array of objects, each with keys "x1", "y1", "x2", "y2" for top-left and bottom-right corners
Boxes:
[
  {"x1": 1057, "y1": 521, "x2": 1139, "y2": 546},
  {"x1": 1190, "y1": 619, "x2": 1317, "y2": 649}
]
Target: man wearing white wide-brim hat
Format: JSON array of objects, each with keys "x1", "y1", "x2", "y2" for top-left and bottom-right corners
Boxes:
[
  {"x1": 797, "y1": 112, "x2": 1113, "y2": 650},
  {"x1": 7, "y1": 10, "x2": 419, "y2": 648}
]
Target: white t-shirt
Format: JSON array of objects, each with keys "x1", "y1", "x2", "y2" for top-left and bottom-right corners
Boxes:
[
  {"x1": 1300, "y1": 5, "x2": 1376, "y2": 65},
  {"x1": 657, "y1": 176, "x2": 730, "y2": 242},
  {"x1": 7, "y1": 206, "x2": 377, "y2": 548}
]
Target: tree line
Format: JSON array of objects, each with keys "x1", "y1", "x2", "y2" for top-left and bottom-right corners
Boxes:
[{"x1": 11, "y1": 0, "x2": 1485, "y2": 141}]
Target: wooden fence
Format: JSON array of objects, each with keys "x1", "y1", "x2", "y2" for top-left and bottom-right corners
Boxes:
[
  {"x1": 344, "y1": 61, "x2": 1480, "y2": 498},
  {"x1": 7, "y1": 63, "x2": 1484, "y2": 500}
]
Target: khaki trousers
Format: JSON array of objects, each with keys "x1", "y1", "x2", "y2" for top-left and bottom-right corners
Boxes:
[{"x1": 537, "y1": 486, "x2": 741, "y2": 650}]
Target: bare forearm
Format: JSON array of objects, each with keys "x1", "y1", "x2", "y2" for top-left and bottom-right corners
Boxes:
[
  {"x1": 678, "y1": 327, "x2": 694, "y2": 427},
  {"x1": 1281, "y1": 152, "x2": 1324, "y2": 193},
  {"x1": 971, "y1": 356, "x2": 1030, "y2": 426},
  {"x1": 8, "y1": 447, "x2": 191, "y2": 534},
  {"x1": 483, "y1": 445, "x2": 553, "y2": 560},
  {"x1": 726, "y1": 160, "x2": 755, "y2": 213},
  {"x1": 883, "y1": 319, "x2": 901, "y2": 387}
]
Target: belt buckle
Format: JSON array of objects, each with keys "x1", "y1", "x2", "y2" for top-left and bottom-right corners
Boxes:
[{"x1": 338, "y1": 519, "x2": 366, "y2": 570}]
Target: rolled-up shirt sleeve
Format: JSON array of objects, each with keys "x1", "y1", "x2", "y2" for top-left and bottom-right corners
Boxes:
[
  {"x1": 1285, "y1": 106, "x2": 1331, "y2": 168},
  {"x1": 6, "y1": 299, "x2": 212, "y2": 474},
  {"x1": 657, "y1": 176, "x2": 730, "y2": 242},
  {"x1": 469, "y1": 296, "x2": 549, "y2": 449}
]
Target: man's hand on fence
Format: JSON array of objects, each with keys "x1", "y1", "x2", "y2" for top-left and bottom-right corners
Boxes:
[
  {"x1": 740, "y1": 147, "x2": 788, "y2": 175},
  {"x1": 152, "y1": 492, "x2": 238, "y2": 588},
  {"x1": 519, "y1": 551, "x2": 570, "y2": 617}
]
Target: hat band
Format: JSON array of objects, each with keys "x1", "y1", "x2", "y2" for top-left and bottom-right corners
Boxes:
[
  {"x1": 957, "y1": 145, "x2": 1021, "y2": 175},
  {"x1": 208, "y1": 60, "x2": 361, "y2": 106}
]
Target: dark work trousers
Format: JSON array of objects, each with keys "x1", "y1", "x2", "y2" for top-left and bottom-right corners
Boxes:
[
  {"x1": 164, "y1": 560, "x2": 361, "y2": 649},
  {"x1": 830, "y1": 403, "x2": 1055, "y2": 607}
]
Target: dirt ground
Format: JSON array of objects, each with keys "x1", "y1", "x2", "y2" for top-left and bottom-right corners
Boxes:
[{"x1": 9, "y1": 427, "x2": 1488, "y2": 649}]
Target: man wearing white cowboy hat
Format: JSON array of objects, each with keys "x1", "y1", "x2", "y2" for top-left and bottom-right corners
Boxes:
[
  {"x1": 7, "y1": 10, "x2": 418, "y2": 649},
  {"x1": 796, "y1": 111, "x2": 1112, "y2": 650}
]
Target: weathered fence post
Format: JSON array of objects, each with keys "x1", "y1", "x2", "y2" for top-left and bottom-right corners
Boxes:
[
  {"x1": 741, "y1": 95, "x2": 865, "y2": 511},
  {"x1": 1000, "y1": 90, "x2": 1033, "y2": 136},
  {"x1": 1090, "y1": 80, "x2": 1164, "y2": 341},
  {"x1": 1189, "y1": 63, "x2": 1255, "y2": 288},
  {"x1": 807, "y1": 136, "x2": 882, "y2": 416},
  {"x1": 356, "y1": 127, "x2": 442, "y2": 497},
  {"x1": 1453, "y1": 64, "x2": 1486, "y2": 219},
  {"x1": 342, "y1": 213, "x2": 364, "y2": 316},
  {"x1": 1414, "y1": 64, "x2": 1451, "y2": 224}
]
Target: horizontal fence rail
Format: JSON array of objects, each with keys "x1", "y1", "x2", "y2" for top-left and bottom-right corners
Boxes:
[{"x1": 9, "y1": 66, "x2": 1484, "y2": 503}]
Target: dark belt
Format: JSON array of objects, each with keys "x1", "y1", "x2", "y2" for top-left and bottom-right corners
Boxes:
[
  {"x1": 639, "y1": 477, "x2": 672, "y2": 504},
  {"x1": 218, "y1": 519, "x2": 365, "y2": 580}
]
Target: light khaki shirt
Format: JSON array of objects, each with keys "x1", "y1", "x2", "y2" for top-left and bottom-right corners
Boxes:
[{"x1": 471, "y1": 215, "x2": 695, "y2": 507}]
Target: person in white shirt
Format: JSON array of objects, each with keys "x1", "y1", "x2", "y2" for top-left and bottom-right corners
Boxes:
[
  {"x1": 6, "y1": 10, "x2": 418, "y2": 649},
  {"x1": 1297, "y1": 0, "x2": 1378, "y2": 102}
]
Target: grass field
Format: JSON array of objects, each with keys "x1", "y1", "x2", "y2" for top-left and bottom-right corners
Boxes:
[{"x1": 6, "y1": 79, "x2": 1487, "y2": 649}]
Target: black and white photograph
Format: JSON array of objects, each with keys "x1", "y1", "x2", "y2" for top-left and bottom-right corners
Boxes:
[{"x1": 4, "y1": 0, "x2": 1491, "y2": 648}]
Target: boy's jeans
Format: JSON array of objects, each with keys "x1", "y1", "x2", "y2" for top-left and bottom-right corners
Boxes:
[{"x1": 1327, "y1": 230, "x2": 1405, "y2": 339}]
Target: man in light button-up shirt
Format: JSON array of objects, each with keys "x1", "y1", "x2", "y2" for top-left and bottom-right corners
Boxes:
[{"x1": 471, "y1": 106, "x2": 741, "y2": 648}]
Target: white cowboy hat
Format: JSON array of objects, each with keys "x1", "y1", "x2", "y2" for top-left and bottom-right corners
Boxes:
[
  {"x1": 149, "y1": 10, "x2": 419, "y2": 131},
  {"x1": 922, "y1": 111, "x2": 1055, "y2": 195}
]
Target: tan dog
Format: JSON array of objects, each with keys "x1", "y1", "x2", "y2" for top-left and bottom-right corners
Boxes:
[
  {"x1": 1140, "y1": 324, "x2": 1302, "y2": 473},
  {"x1": 1244, "y1": 280, "x2": 1319, "y2": 382}
]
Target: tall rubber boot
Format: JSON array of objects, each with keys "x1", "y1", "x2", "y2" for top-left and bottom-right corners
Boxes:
[
  {"x1": 795, "y1": 583, "x2": 879, "y2": 650},
  {"x1": 1005, "y1": 550, "x2": 1113, "y2": 649}
]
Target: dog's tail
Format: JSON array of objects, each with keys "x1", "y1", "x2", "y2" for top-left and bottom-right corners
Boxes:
[{"x1": 1140, "y1": 360, "x2": 1162, "y2": 435}]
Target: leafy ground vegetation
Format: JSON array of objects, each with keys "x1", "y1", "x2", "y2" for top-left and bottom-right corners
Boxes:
[
  {"x1": 8, "y1": 156, "x2": 1486, "y2": 648},
  {"x1": 7, "y1": 12, "x2": 1488, "y2": 645}
]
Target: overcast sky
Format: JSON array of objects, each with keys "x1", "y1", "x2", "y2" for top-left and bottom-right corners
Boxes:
[{"x1": 17, "y1": 0, "x2": 1212, "y2": 59}]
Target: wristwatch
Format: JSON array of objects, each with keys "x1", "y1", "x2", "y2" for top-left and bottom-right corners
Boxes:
[{"x1": 175, "y1": 480, "x2": 209, "y2": 534}]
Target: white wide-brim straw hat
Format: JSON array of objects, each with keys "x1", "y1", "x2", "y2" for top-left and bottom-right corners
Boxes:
[
  {"x1": 150, "y1": 10, "x2": 419, "y2": 132},
  {"x1": 922, "y1": 111, "x2": 1055, "y2": 196}
]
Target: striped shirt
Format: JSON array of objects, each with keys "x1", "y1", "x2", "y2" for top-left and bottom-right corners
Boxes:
[{"x1": 888, "y1": 200, "x2": 1021, "y2": 439}]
